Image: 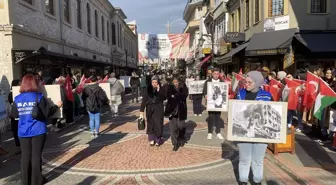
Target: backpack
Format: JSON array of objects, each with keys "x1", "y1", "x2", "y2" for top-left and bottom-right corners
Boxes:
[{"x1": 86, "y1": 87, "x2": 101, "y2": 113}]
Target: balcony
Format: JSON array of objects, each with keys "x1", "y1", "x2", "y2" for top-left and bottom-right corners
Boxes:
[
  {"x1": 183, "y1": 0, "x2": 203, "y2": 21},
  {"x1": 184, "y1": 19, "x2": 201, "y2": 33}
]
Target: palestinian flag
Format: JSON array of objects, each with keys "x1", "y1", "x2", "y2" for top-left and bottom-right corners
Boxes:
[
  {"x1": 283, "y1": 78, "x2": 301, "y2": 110},
  {"x1": 231, "y1": 73, "x2": 245, "y2": 92},
  {"x1": 303, "y1": 71, "x2": 319, "y2": 110},
  {"x1": 314, "y1": 78, "x2": 336, "y2": 120}
]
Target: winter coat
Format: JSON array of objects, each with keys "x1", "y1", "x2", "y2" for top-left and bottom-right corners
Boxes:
[
  {"x1": 108, "y1": 78, "x2": 124, "y2": 96},
  {"x1": 165, "y1": 82, "x2": 189, "y2": 121},
  {"x1": 130, "y1": 76, "x2": 140, "y2": 87},
  {"x1": 82, "y1": 83, "x2": 109, "y2": 112}
]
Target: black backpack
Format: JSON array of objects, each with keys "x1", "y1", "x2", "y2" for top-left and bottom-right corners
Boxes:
[{"x1": 86, "y1": 87, "x2": 101, "y2": 113}]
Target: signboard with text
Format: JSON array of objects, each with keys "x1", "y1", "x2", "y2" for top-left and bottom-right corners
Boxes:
[
  {"x1": 245, "y1": 48, "x2": 289, "y2": 56},
  {"x1": 264, "y1": 15, "x2": 289, "y2": 32}
]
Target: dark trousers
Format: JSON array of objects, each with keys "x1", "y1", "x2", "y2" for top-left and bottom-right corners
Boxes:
[
  {"x1": 66, "y1": 100, "x2": 74, "y2": 123},
  {"x1": 131, "y1": 86, "x2": 139, "y2": 102},
  {"x1": 11, "y1": 119, "x2": 20, "y2": 147},
  {"x1": 208, "y1": 111, "x2": 221, "y2": 134},
  {"x1": 193, "y1": 98, "x2": 203, "y2": 114},
  {"x1": 20, "y1": 134, "x2": 46, "y2": 185},
  {"x1": 170, "y1": 117, "x2": 186, "y2": 146}
]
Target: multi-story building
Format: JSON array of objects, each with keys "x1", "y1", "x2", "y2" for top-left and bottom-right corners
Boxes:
[
  {"x1": 223, "y1": 0, "x2": 336, "y2": 74},
  {"x1": 183, "y1": 0, "x2": 210, "y2": 76},
  {"x1": 0, "y1": 0, "x2": 138, "y2": 94}
]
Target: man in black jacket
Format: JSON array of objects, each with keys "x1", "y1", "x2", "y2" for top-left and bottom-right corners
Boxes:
[
  {"x1": 203, "y1": 68, "x2": 224, "y2": 140},
  {"x1": 130, "y1": 72, "x2": 140, "y2": 103}
]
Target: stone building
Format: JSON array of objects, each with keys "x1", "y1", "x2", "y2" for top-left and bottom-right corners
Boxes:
[{"x1": 0, "y1": 0, "x2": 138, "y2": 94}]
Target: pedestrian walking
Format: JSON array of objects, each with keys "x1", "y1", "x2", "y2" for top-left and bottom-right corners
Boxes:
[
  {"x1": 10, "y1": 74, "x2": 63, "y2": 185},
  {"x1": 140, "y1": 76, "x2": 166, "y2": 147},
  {"x1": 203, "y1": 67, "x2": 224, "y2": 140},
  {"x1": 130, "y1": 72, "x2": 140, "y2": 103},
  {"x1": 8, "y1": 79, "x2": 21, "y2": 148},
  {"x1": 165, "y1": 77, "x2": 188, "y2": 151},
  {"x1": 50, "y1": 75, "x2": 67, "y2": 131},
  {"x1": 108, "y1": 72, "x2": 124, "y2": 117},
  {"x1": 82, "y1": 75, "x2": 109, "y2": 138},
  {"x1": 140, "y1": 73, "x2": 148, "y2": 97},
  {"x1": 192, "y1": 76, "x2": 203, "y2": 116},
  {"x1": 235, "y1": 71, "x2": 272, "y2": 185},
  {"x1": 0, "y1": 88, "x2": 8, "y2": 156}
]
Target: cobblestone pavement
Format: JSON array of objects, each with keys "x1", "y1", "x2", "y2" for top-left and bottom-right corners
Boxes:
[{"x1": 1, "y1": 98, "x2": 336, "y2": 184}]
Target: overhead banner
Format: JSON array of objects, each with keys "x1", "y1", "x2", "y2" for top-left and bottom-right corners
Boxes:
[{"x1": 138, "y1": 34, "x2": 190, "y2": 59}]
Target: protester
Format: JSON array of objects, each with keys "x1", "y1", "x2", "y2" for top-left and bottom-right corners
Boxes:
[
  {"x1": 82, "y1": 75, "x2": 109, "y2": 138},
  {"x1": 8, "y1": 79, "x2": 21, "y2": 148},
  {"x1": 108, "y1": 72, "x2": 124, "y2": 117},
  {"x1": 140, "y1": 76, "x2": 166, "y2": 147},
  {"x1": 10, "y1": 74, "x2": 63, "y2": 185},
  {"x1": 235, "y1": 71, "x2": 272, "y2": 185},
  {"x1": 50, "y1": 75, "x2": 67, "y2": 131},
  {"x1": 130, "y1": 71, "x2": 140, "y2": 103},
  {"x1": 192, "y1": 76, "x2": 203, "y2": 116},
  {"x1": 203, "y1": 67, "x2": 224, "y2": 140},
  {"x1": 165, "y1": 76, "x2": 188, "y2": 151}
]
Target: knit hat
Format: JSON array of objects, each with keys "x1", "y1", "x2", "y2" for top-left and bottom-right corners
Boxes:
[{"x1": 247, "y1": 71, "x2": 264, "y2": 89}]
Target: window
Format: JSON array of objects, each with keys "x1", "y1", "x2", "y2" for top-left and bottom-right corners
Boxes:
[
  {"x1": 46, "y1": 0, "x2": 54, "y2": 15},
  {"x1": 246, "y1": 0, "x2": 249, "y2": 28},
  {"x1": 117, "y1": 22, "x2": 120, "y2": 46},
  {"x1": 269, "y1": 0, "x2": 284, "y2": 17},
  {"x1": 23, "y1": 0, "x2": 32, "y2": 5},
  {"x1": 237, "y1": 8, "x2": 241, "y2": 31},
  {"x1": 86, "y1": 3, "x2": 91, "y2": 34},
  {"x1": 112, "y1": 23, "x2": 116, "y2": 45},
  {"x1": 76, "y1": 0, "x2": 82, "y2": 29},
  {"x1": 95, "y1": 10, "x2": 98, "y2": 37},
  {"x1": 311, "y1": 0, "x2": 327, "y2": 13},
  {"x1": 101, "y1": 16, "x2": 105, "y2": 41},
  {"x1": 119, "y1": 23, "x2": 122, "y2": 49},
  {"x1": 63, "y1": 0, "x2": 70, "y2": 23},
  {"x1": 0, "y1": 0, "x2": 5, "y2": 9},
  {"x1": 231, "y1": 13, "x2": 235, "y2": 32},
  {"x1": 255, "y1": 0, "x2": 260, "y2": 23},
  {"x1": 107, "y1": 22, "x2": 110, "y2": 43}
]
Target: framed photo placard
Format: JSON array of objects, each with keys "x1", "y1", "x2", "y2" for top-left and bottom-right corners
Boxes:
[
  {"x1": 206, "y1": 82, "x2": 229, "y2": 112},
  {"x1": 227, "y1": 100, "x2": 288, "y2": 144},
  {"x1": 188, "y1": 80, "x2": 206, "y2": 94}
]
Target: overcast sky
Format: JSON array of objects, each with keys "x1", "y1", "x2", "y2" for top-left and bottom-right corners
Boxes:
[{"x1": 109, "y1": 0, "x2": 187, "y2": 34}]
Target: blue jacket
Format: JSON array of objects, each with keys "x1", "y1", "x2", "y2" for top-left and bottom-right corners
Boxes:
[
  {"x1": 13, "y1": 92, "x2": 52, "y2": 137},
  {"x1": 236, "y1": 88, "x2": 272, "y2": 101}
]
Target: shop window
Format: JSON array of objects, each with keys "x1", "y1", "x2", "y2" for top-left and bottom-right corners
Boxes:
[
  {"x1": 311, "y1": 0, "x2": 327, "y2": 13},
  {"x1": 76, "y1": 0, "x2": 82, "y2": 29},
  {"x1": 63, "y1": 0, "x2": 70, "y2": 23},
  {"x1": 254, "y1": 0, "x2": 260, "y2": 23},
  {"x1": 102, "y1": 16, "x2": 105, "y2": 41},
  {"x1": 86, "y1": 3, "x2": 91, "y2": 34},
  {"x1": 112, "y1": 23, "x2": 116, "y2": 45},
  {"x1": 269, "y1": 0, "x2": 284, "y2": 17},
  {"x1": 95, "y1": 10, "x2": 98, "y2": 38},
  {"x1": 45, "y1": 0, "x2": 54, "y2": 15}
]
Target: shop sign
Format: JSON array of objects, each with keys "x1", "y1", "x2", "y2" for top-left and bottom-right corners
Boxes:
[
  {"x1": 219, "y1": 39, "x2": 230, "y2": 55},
  {"x1": 264, "y1": 15, "x2": 289, "y2": 32},
  {"x1": 202, "y1": 48, "x2": 212, "y2": 54},
  {"x1": 246, "y1": 48, "x2": 289, "y2": 56},
  {"x1": 224, "y1": 32, "x2": 245, "y2": 43}
]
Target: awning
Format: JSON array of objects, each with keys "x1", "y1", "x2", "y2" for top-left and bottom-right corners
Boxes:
[
  {"x1": 295, "y1": 32, "x2": 336, "y2": 52},
  {"x1": 245, "y1": 28, "x2": 298, "y2": 56},
  {"x1": 196, "y1": 55, "x2": 212, "y2": 69},
  {"x1": 215, "y1": 42, "x2": 249, "y2": 65}
]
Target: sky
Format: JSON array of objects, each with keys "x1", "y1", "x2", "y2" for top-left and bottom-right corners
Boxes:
[{"x1": 109, "y1": 0, "x2": 187, "y2": 34}]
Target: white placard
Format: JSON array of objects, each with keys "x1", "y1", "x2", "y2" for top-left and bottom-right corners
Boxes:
[
  {"x1": 188, "y1": 80, "x2": 206, "y2": 94},
  {"x1": 120, "y1": 76, "x2": 130, "y2": 88},
  {"x1": 206, "y1": 82, "x2": 229, "y2": 112}
]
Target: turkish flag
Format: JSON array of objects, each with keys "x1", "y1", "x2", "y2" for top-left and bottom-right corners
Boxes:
[
  {"x1": 102, "y1": 75, "x2": 109, "y2": 83},
  {"x1": 303, "y1": 71, "x2": 319, "y2": 110},
  {"x1": 269, "y1": 79, "x2": 284, "y2": 101},
  {"x1": 64, "y1": 75, "x2": 74, "y2": 102},
  {"x1": 263, "y1": 84, "x2": 270, "y2": 92},
  {"x1": 284, "y1": 78, "x2": 301, "y2": 110}
]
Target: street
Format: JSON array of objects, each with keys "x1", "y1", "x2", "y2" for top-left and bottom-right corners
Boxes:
[{"x1": 1, "y1": 98, "x2": 336, "y2": 185}]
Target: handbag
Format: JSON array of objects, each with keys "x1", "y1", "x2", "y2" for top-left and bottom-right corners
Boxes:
[
  {"x1": 32, "y1": 93, "x2": 46, "y2": 121},
  {"x1": 138, "y1": 117, "x2": 146, "y2": 130}
]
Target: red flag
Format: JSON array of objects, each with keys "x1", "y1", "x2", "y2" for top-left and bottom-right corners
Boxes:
[
  {"x1": 219, "y1": 74, "x2": 225, "y2": 81},
  {"x1": 102, "y1": 75, "x2": 109, "y2": 83},
  {"x1": 64, "y1": 75, "x2": 74, "y2": 102},
  {"x1": 239, "y1": 68, "x2": 243, "y2": 75},
  {"x1": 263, "y1": 84, "x2": 270, "y2": 92},
  {"x1": 76, "y1": 75, "x2": 87, "y2": 94},
  {"x1": 284, "y1": 78, "x2": 301, "y2": 110},
  {"x1": 303, "y1": 71, "x2": 319, "y2": 110},
  {"x1": 269, "y1": 79, "x2": 284, "y2": 101}
]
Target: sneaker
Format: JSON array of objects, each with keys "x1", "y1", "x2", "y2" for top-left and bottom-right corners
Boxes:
[
  {"x1": 217, "y1": 133, "x2": 224, "y2": 140},
  {"x1": 207, "y1": 133, "x2": 212, "y2": 140},
  {"x1": 194, "y1": 114, "x2": 197, "y2": 116},
  {"x1": 295, "y1": 128, "x2": 302, "y2": 133},
  {"x1": 198, "y1": 114, "x2": 202, "y2": 116},
  {"x1": 91, "y1": 132, "x2": 95, "y2": 138}
]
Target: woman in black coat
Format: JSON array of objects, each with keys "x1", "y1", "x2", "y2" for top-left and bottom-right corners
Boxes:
[
  {"x1": 165, "y1": 77, "x2": 189, "y2": 151},
  {"x1": 140, "y1": 76, "x2": 166, "y2": 147}
]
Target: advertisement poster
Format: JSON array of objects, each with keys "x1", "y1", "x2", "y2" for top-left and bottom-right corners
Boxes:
[
  {"x1": 264, "y1": 15, "x2": 289, "y2": 32},
  {"x1": 138, "y1": 34, "x2": 190, "y2": 59}
]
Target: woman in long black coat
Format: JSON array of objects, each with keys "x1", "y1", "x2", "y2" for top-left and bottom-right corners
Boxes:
[
  {"x1": 165, "y1": 77, "x2": 189, "y2": 151},
  {"x1": 140, "y1": 76, "x2": 166, "y2": 147}
]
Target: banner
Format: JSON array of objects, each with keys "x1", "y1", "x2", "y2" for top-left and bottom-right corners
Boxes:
[{"x1": 138, "y1": 34, "x2": 190, "y2": 59}]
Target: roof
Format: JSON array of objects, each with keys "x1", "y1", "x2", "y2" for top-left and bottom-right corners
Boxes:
[
  {"x1": 115, "y1": 7, "x2": 127, "y2": 19},
  {"x1": 216, "y1": 42, "x2": 249, "y2": 64},
  {"x1": 295, "y1": 32, "x2": 336, "y2": 52}
]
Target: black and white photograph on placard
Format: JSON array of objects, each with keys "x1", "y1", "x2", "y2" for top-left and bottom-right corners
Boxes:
[
  {"x1": 188, "y1": 80, "x2": 206, "y2": 94},
  {"x1": 227, "y1": 100, "x2": 287, "y2": 143},
  {"x1": 206, "y1": 82, "x2": 229, "y2": 111}
]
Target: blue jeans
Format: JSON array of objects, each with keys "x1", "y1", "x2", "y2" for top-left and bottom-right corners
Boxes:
[
  {"x1": 88, "y1": 112, "x2": 101, "y2": 133},
  {"x1": 237, "y1": 143, "x2": 267, "y2": 183}
]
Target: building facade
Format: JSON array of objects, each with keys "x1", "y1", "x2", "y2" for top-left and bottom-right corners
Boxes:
[
  {"x1": 0, "y1": 0, "x2": 138, "y2": 94},
  {"x1": 223, "y1": 0, "x2": 336, "y2": 74}
]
